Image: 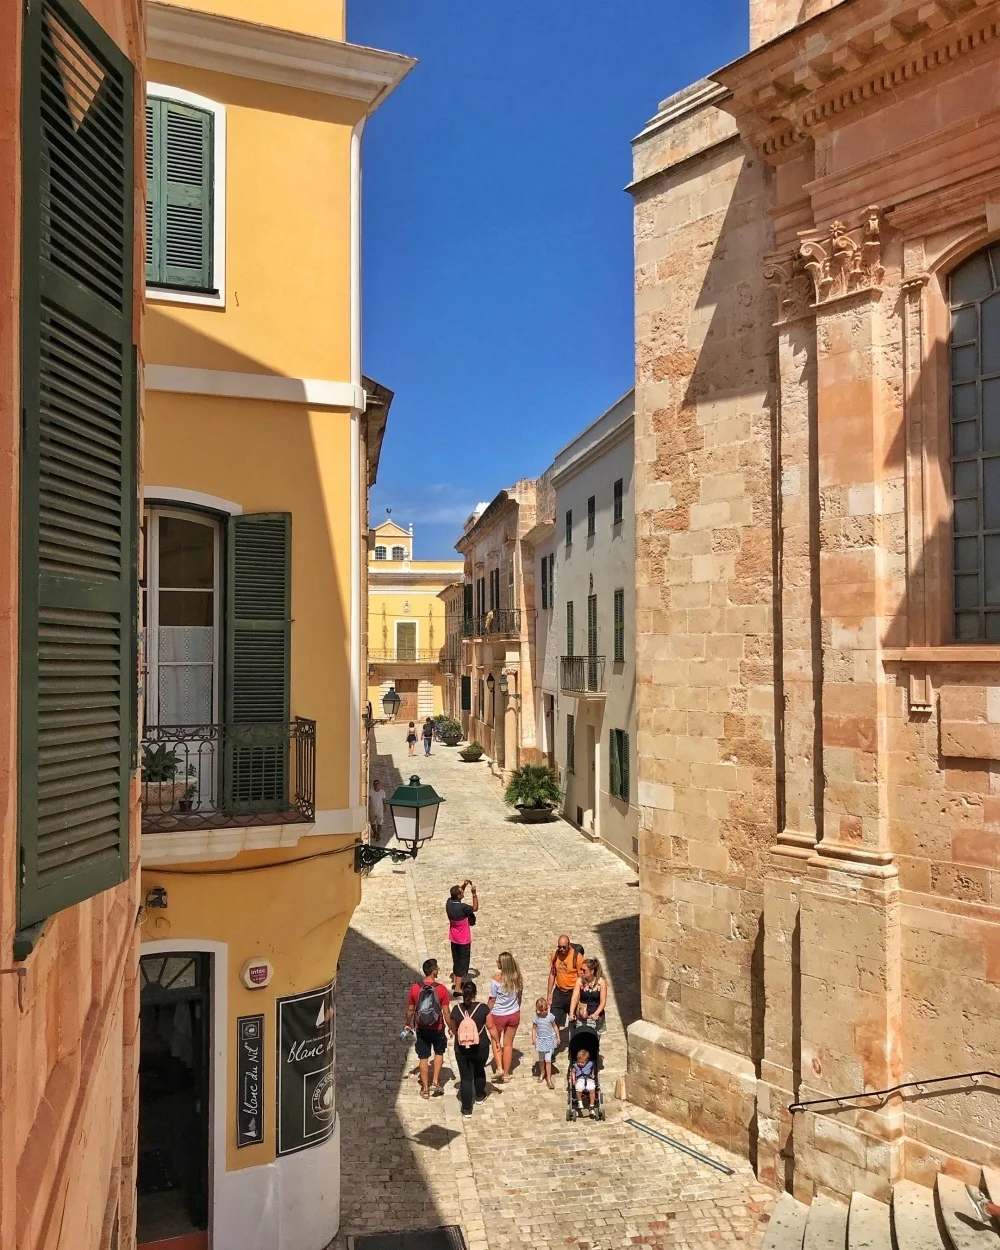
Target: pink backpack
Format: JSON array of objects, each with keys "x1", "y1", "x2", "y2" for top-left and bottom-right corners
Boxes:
[{"x1": 456, "y1": 1007, "x2": 481, "y2": 1047}]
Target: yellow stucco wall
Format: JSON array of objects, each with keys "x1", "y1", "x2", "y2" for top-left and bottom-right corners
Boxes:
[
  {"x1": 145, "y1": 60, "x2": 363, "y2": 381},
  {"x1": 141, "y1": 840, "x2": 360, "y2": 1171},
  {"x1": 145, "y1": 395, "x2": 354, "y2": 813},
  {"x1": 161, "y1": 0, "x2": 346, "y2": 42}
]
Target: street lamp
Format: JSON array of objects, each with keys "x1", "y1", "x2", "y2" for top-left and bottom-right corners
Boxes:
[
  {"x1": 382, "y1": 688, "x2": 401, "y2": 719},
  {"x1": 355, "y1": 775, "x2": 445, "y2": 871},
  {"x1": 486, "y1": 672, "x2": 495, "y2": 694},
  {"x1": 498, "y1": 673, "x2": 509, "y2": 695}
]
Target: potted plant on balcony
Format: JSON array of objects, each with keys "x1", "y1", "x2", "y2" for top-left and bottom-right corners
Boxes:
[
  {"x1": 141, "y1": 744, "x2": 189, "y2": 812},
  {"x1": 177, "y1": 765, "x2": 198, "y2": 813},
  {"x1": 436, "y1": 715, "x2": 463, "y2": 747},
  {"x1": 459, "y1": 740, "x2": 484, "y2": 763},
  {"x1": 504, "y1": 763, "x2": 561, "y2": 823}
]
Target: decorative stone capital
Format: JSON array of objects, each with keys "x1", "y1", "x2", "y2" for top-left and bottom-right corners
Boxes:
[
  {"x1": 799, "y1": 207, "x2": 885, "y2": 308},
  {"x1": 763, "y1": 249, "x2": 813, "y2": 325}
]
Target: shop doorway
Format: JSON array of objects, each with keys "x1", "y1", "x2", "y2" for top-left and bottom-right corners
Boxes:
[
  {"x1": 137, "y1": 952, "x2": 211, "y2": 1250},
  {"x1": 393, "y1": 678, "x2": 419, "y2": 722}
]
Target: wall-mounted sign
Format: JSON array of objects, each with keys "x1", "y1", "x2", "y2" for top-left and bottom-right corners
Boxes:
[
  {"x1": 240, "y1": 957, "x2": 273, "y2": 990},
  {"x1": 276, "y1": 980, "x2": 336, "y2": 1157},
  {"x1": 237, "y1": 1014, "x2": 265, "y2": 1148}
]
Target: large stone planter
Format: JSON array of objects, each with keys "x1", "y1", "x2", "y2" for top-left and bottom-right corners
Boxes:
[
  {"x1": 515, "y1": 804, "x2": 554, "y2": 823},
  {"x1": 459, "y1": 749, "x2": 483, "y2": 763},
  {"x1": 441, "y1": 733, "x2": 462, "y2": 748}
]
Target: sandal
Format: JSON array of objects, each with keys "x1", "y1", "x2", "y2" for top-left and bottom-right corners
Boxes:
[{"x1": 420, "y1": 1088, "x2": 430, "y2": 1099}]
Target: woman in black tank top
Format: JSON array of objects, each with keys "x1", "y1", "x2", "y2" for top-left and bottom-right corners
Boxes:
[{"x1": 570, "y1": 957, "x2": 607, "y2": 1030}]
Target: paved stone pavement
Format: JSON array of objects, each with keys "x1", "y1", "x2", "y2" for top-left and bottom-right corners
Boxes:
[{"x1": 329, "y1": 727, "x2": 774, "y2": 1250}]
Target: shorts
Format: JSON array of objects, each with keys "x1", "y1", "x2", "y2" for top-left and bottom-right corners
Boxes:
[
  {"x1": 489, "y1": 1010, "x2": 520, "y2": 1035},
  {"x1": 550, "y1": 986, "x2": 573, "y2": 1026},
  {"x1": 574, "y1": 1077, "x2": 597, "y2": 1092},
  {"x1": 537, "y1": 1049, "x2": 553, "y2": 1063},
  {"x1": 414, "y1": 1028, "x2": 447, "y2": 1060},
  {"x1": 451, "y1": 941, "x2": 471, "y2": 979}
]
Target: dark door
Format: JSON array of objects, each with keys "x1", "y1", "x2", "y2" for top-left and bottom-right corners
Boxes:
[
  {"x1": 137, "y1": 953, "x2": 211, "y2": 1250},
  {"x1": 394, "y1": 678, "x2": 419, "y2": 722}
]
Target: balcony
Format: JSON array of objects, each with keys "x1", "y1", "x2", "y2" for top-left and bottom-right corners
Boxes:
[
  {"x1": 560, "y1": 655, "x2": 606, "y2": 696},
  {"x1": 439, "y1": 656, "x2": 459, "y2": 674},
  {"x1": 369, "y1": 648, "x2": 440, "y2": 664},
  {"x1": 140, "y1": 719, "x2": 316, "y2": 834},
  {"x1": 461, "y1": 608, "x2": 522, "y2": 639}
]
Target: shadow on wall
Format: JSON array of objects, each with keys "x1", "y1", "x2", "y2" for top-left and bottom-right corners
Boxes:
[{"x1": 595, "y1": 912, "x2": 641, "y2": 1031}]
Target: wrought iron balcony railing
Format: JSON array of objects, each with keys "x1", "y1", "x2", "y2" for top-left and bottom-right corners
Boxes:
[
  {"x1": 140, "y1": 719, "x2": 316, "y2": 834},
  {"x1": 461, "y1": 608, "x2": 522, "y2": 639},
  {"x1": 560, "y1": 655, "x2": 606, "y2": 694},
  {"x1": 439, "y1": 656, "x2": 459, "y2": 674},
  {"x1": 369, "y1": 648, "x2": 440, "y2": 663}
]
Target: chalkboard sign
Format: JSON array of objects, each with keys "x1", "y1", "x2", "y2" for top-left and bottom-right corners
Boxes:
[
  {"x1": 276, "y1": 980, "x2": 336, "y2": 1157},
  {"x1": 237, "y1": 1014, "x2": 265, "y2": 1148}
]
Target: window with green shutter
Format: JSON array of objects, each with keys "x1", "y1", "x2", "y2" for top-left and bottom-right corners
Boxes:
[
  {"x1": 613, "y1": 588, "x2": 625, "y2": 663},
  {"x1": 566, "y1": 714, "x2": 575, "y2": 774},
  {"x1": 19, "y1": 0, "x2": 137, "y2": 929},
  {"x1": 146, "y1": 96, "x2": 214, "y2": 292},
  {"x1": 540, "y1": 558, "x2": 548, "y2": 610},
  {"x1": 566, "y1": 600, "x2": 574, "y2": 657},
  {"x1": 224, "y1": 514, "x2": 292, "y2": 813},
  {"x1": 610, "y1": 729, "x2": 630, "y2": 802},
  {"x1": 460, "y1": 675, "x2": 471, "y2": 711}
]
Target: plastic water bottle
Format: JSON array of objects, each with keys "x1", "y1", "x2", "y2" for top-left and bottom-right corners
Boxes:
[{"x1": 399, "y1": 1026, "x2": 414, "y2": 1042}]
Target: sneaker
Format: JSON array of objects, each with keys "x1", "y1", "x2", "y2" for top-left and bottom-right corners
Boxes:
[
  {"x1": 475, "y1": 1096, "x2": 486, "y2": 1104},
  {"x1": 462, "y1": 1110, "x2": 473, "y2": 1119}
]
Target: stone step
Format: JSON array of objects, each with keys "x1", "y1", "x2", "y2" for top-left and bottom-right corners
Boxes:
[
  {"x1": 847, "y1": 1191, "x2": 891, "y2": 1250},
  {"x1": 803, "y1": 1194, "x2": 848, "y2": 1250},
  {"x1": 982, "y1": 1169, "x2": 1000, "y2": 1208},
  {"x1": 893, "y1": 1180, "x2": 947, "y2": 1250},
  {"x1": 760, "y1": 1192, "x2": 810, "y2": 1250},
  {"x1": 937, "y1": 1174, "x2": 998, "y2": 1250}
]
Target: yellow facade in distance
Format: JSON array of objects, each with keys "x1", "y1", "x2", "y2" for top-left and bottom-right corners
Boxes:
[
  {"x1": 367, "y1": 520, "x2": 463, "y2": 720},
  {"x1": 139, "y1": 5, "x2": 413, "y2": 1247}
]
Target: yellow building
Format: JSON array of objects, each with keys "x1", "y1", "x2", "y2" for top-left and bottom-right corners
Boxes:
[
  {"x1": 367, "y1": 520, "x2": 463, "y2": 721},
  {"x1": 137, "y1": 5, "x2": 412, "y2": 1248}
]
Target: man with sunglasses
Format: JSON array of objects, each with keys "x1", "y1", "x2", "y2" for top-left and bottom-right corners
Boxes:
[{"x1": 546, "y1": 933, "x2": 583, "y2": 1029}]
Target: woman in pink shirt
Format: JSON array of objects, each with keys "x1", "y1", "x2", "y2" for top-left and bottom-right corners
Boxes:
[{"x1": 446, "y1": 880, "x2": 478, "y2": 995}]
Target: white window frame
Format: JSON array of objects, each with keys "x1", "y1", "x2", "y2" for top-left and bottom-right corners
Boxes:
[
  {"x1": 391, "y1": 545, "x2": 406, "y2": 560},
  {"x1": 374, "y1": 546, "x2": 387, "y2": 560},
  {"x1": 146, "y1": 83, "x2": 227, "y2": 309},
  {"x1": 395, "y1": 619, "x2": 419, "y2": 657}
]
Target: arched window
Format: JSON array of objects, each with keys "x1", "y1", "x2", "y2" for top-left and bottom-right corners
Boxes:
[
  {"x1": 950, "y1": 244, "x2": 1000, "y2": 640},
  {"x1": 392, "y1": 546, "x2": 406, "y2": 560},
  {"x1": 374, "y1": 546, "x2": 387, "y2": 560}
]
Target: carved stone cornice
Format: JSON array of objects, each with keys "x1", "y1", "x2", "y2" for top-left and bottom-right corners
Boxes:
[
  {"x1": 712, "y1": 0, "x2": 1000, "y2": 165},
  {"x1": 799, "y1": 207, "x2": 885, "y2": 306},
  {"x1": 763, "y1": 250, "x2": 814, "y2": 325}
]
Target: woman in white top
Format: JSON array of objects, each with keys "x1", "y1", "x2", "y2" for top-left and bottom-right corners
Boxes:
[{"x1": 486, "y1": 951, "x2": 523, "y2": 1083}]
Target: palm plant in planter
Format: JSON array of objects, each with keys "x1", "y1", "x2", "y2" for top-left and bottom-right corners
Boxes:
[
  {"x1": 459, "y1": 740, "x2": 484, "y2": 762},
  {"x1": 504, "y1": 763, "x2": 561, "y2": 822},
  {"x1": 436, "y1": 714, "x2": 463, "y2": 746}
]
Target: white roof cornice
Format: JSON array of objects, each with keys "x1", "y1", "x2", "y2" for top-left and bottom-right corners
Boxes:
[{"x1": 147, "y1": 3, "x2": 416, "y2": 106}]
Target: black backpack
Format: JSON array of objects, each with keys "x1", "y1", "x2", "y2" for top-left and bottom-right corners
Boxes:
[{"x1": 414, "y1": 983, "x2": 442, "y2": 1029}]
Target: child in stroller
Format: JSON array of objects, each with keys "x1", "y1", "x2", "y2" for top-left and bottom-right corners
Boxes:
[{"x1": 565, "y1": 1024, "x2": 605, "y2": 1121}]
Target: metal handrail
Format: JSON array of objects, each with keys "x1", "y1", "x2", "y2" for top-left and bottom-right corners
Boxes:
[
  {"x1": 462, "y1": 608, "x2": 521, "y2": 638},
  {"x1": 369, "y1": 648, "x2": 440, "y2": 662},
  {"x1": 560, "y1": 655, "x2": 606, "y2": 693},
  {"x1": 789, "y1": 1070, "x2": 999, "y2": 1114}
]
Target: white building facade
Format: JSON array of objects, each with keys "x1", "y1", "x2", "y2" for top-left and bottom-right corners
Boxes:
[{"x1": 546, "y1": 392, "x2": 638, "y2": 866}]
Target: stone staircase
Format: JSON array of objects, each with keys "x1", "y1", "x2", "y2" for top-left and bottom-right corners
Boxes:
[{"x1": 759, "y1": 1169, "x2": 1000, "y2": 1249}]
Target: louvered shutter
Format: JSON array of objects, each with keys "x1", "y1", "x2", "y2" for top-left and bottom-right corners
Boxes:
[
  {"x1": 146, "y1": 98, "x2": 213, "y2": 290},
  {"x1": 621, "y1": 732, "x2": 630, "y2": 803},
  {"x1": 19, "y1": 0, "x2": 136, "y2": 928},
  {"x1": 224, "y1": 514, "x2": 291, "y2": 814},
  {"x1": 460, "y1": 675, "x2": 471, "y2": 712}
]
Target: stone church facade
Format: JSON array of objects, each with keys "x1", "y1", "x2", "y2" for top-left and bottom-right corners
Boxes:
[{"x1": 629, "y1": 0, "x2": 1000, "y2": 1204}]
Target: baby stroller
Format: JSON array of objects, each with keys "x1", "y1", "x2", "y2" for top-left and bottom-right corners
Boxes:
[{"x1": 565, "y1": 1023, "x2": 605, "y2": 1121}]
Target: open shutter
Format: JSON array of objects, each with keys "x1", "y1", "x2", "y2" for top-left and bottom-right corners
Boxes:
[
  {"x1": 460, "y1": 675, "x2": 471, "y2": 712},
  {"x1": 224, "y1": 514, "x2": 291, "y2": 813},
  {"x1": 19, "y1": 0, "x2": 136, "y2": 928},
  {"x1": 145, "y1": 98, "x2": 161, "y2": 281},
  {"x1": 621, "y1": 732, "x2": 630, "y2": 803},
  {"x1": 158, "y1": 100, "x2": 213, "y2": 290}
]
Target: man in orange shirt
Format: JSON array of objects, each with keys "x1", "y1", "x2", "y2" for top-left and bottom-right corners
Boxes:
[{"x1": 546, "y1": 934, "x2": 583, "y2": 1028}]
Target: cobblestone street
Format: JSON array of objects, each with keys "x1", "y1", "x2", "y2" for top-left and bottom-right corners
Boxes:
[{"x1": 330, "y1": 727, "x2": 773, "y2": 1250}]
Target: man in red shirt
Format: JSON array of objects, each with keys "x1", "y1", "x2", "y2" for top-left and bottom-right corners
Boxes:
[{"x1": 404, "y1": 958, "x2": 452, "y2": 1097}]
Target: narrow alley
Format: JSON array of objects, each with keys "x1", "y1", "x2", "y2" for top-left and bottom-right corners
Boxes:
[{"x1": 331, "y1": 727, "x2": 773, "y2": 1250}]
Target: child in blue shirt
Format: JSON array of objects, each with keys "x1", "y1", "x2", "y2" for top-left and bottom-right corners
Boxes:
[{"x1": 572, "y1": 1046, "x2": 597, "y2": 1115}]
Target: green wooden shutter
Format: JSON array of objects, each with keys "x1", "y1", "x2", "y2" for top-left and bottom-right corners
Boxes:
[
  {"x1": 621, "y1": 731, "x2": 630, "y2": 803},
  {"x1": 540, "y1": 559, "x2": 548, "y2": 610},
  {"x1": 614, "y1": 588, "x2": 625, "y2": 663},
  {"x1": 566, "y1": 714, "x2": 575, "y2": 774},
  {"x1": 460, "y1": 675, "x2": 471, "y2": 711},
  {"x1": 224, "y1": 514, "x2": 291, "y2": 813},
  {"x1": 610, "y1": 730, "x2": 618, "y2": 798},
  {"x1": 147, "y1": 98, "x2": 213, "y2": 291},
  {"x1": 566, "y1": 601, "x2": 574, "y2": 657},
  {"x1": 19, "y1": 0, "x2": 136, "y2": 928}
]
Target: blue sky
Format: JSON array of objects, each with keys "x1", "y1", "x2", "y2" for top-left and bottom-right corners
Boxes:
[{"x1": 350, "y1": 0, "x2": 749, "y2": 558}]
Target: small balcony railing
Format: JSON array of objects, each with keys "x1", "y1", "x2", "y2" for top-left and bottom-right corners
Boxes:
[
  {"x1": 369, "y1": 648, "x2": 440, "y2": 663},
  {"x1": 140, "y1": 719, "x2": 316, "y2": 834},
  {"x1": 439, "y1": 656, "x2": 459, "y2": 674},
  {"x1": 461, "y1": 608, "x2": 522, "y2": 639},
  {"x1": 560, "y1": 655, "x2": 605, "y2": 694}
]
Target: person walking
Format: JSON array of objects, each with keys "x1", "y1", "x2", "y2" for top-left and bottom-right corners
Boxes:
[
  {"x1": 546, "y1": 934, "x2": 583, "y2": 1029},
  {"x1": 368, "y1": 777, "x2": 385, "y2": 846},
  {"x1": 422, "y1": 717, "x2": 434, "y2": 756},
  {"x1": 405, "y1": 721, "x2": 417, "y2": 757},
  {"x1": 486, "y1": 951, "x2": 523, "y2": 1083},
  {"x1": 446, "y1": 880, "x2": 479, "y2": 995},
  {"x1": 531, "y1": 998, "x2": 559, "y2": 1089},
  {"x1": 450, "y1": 980, "x2": 490, "y2": 1118},
  {"x1": 569, "y1": 957, "x2": 608, "y2": 1031},
  {"x1": 403, "y1": 959, "x2": 452, "y2": 1098}
]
